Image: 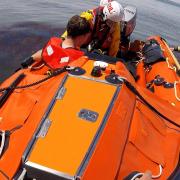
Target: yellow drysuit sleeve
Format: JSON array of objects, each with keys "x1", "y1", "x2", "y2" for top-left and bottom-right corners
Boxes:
[{"x1": 108, "y1": 22, "x2": 121, "y2": 57}]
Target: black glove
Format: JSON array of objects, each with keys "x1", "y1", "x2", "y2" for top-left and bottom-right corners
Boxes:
[{"x1": 21, "y1": 56, "x2": 35, "y2": 68}]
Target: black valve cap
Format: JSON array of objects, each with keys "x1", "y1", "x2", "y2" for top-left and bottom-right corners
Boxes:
[
  {"x1": 91, "y1": 66, "x2": 102, "y2": 77},
  {"x1": 154, "y1": 77, "x2": 165, "y2": 86}
]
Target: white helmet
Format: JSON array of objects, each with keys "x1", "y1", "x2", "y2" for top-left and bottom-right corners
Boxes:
[
  {"x1": 103, "y1": 1, "x2": 124, "y2": 22},
  {"x1": 100, "y1": 0, "x2": 112, "y2": 6}
]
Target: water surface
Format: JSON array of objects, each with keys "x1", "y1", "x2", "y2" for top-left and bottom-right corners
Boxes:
[{"x1": 0, "y1": 0, "x2": 180, "y2": 82}]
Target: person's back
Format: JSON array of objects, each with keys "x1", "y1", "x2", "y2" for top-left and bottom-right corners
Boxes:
[
  {"x1": 21, "y1": 15, "x2": 91, "y2": 69},
  {"x1": 42, "y1": 15, "x2": 91, "y2": 69}
]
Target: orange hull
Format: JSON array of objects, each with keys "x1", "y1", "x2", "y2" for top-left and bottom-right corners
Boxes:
[
  {"x1": 136, "y1": 36, "x2": 180, "y2": 108},
  {"x1": 0, "y1": 36, "x2": 179, "y2": 180}
]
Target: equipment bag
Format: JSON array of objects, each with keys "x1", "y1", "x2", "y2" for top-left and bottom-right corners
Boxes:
[{"x1": 142, "y1": 39, "x2": 165, "y2": 66}]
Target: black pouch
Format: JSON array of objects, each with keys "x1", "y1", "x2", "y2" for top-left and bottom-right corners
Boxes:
[{"x1": 142, "y1": 39, "x2": 165, "y2": 65}]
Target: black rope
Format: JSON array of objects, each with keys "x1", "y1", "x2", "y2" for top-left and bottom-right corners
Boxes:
[
  {"x1": 0, "y1": 67, "x2": 68, "y2": 92},
  {"x1": 0, "y1": 169, "x2": 9, "y2": 180},
  {"x1": 16, "y1": 74, "x2": 54, "y2": 89},
  {"x1": 9, "y1": 125, "x2": 23, "y2": 134},
  {"x1": 123, "y1": 79, "x2": 180, "y2": 128}
]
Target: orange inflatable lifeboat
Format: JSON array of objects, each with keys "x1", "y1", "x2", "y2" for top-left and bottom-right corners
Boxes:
[{"x1": 0, "y1": 36, "x2": 179, "y2": 180}]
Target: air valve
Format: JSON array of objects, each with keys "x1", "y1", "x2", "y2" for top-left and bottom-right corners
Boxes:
[{"x1": 91, "y1": 66, "x2": 102, "y2": 77}]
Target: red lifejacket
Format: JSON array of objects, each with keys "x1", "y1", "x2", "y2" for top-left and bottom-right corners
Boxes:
[{"x1": 42, "y1": 37, "x2": 84, "y2": 69}]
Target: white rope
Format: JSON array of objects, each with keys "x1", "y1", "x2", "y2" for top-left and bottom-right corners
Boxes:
[
  {"x1": 166, "y1": 58, "x2": 180, "y2": 101},
  {"x1": 130, "y1": 165, "x2": 163, "y2": 180},
  {"x1": 166, "y1": 57, "x2": 177, "y2": 72},
  {"x1": 0, "y1": 130, "x2": 5, "y2": 157},
  {"x1": 131, "y1": 173, "x2": 144, "y2": 180},
  {"x1": 174, "y1": 81, "x2": 180, "y2": 101},
  {"x1": 152, "y1": 165, "x2": 163, "y2": 179}
]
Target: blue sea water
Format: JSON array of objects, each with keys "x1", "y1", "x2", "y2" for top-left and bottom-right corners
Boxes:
[{"x1": 0, "y1": 0, "x2": 180, "y2": 82}]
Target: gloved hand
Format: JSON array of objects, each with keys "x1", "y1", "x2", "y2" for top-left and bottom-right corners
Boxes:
[
  {"x1": 87, "y1": 39, "x2": 99, "y2": 52},
  {"x1": 21, "y1": 56, "x2": 35, "y2": 68}
]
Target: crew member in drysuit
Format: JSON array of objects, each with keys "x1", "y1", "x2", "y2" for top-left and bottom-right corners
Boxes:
[
  {"x1": 61, "y1": 1, "x2": 124, "y2": 57},
  {"x1": 99, "y1": 0, "x2": 138, "y2": 58},
  {"x1": 21, "y1": 15, "x2": 91, "y2": 69}
]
